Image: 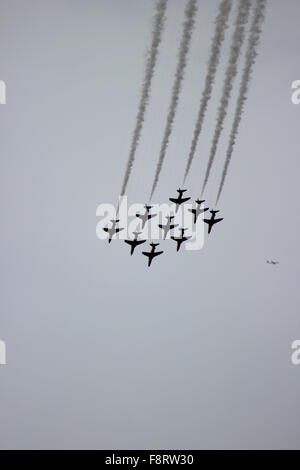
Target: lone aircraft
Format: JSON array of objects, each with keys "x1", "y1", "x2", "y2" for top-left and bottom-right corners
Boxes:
[{"x1": 266, "y1": 260, "x2": 279, "y2": 265}]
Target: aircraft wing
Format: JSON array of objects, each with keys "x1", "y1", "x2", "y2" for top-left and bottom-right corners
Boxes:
[{"x1": 153, "y1": 251, "x2": 163, "y2": 257}]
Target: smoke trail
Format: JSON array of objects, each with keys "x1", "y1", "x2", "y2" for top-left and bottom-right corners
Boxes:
[
  {"x1": 149, "y1": 0, "x2": 198, "y2": 201},
  {"x1": 120, "y1": 0, "x2": 168, "y2": 199},
  {"x1": 183, "y1": 0, "x2": 233, "y2": 184},
  {"x1": 216, "y1": 0, "x2": 267, "y2": 205},
  {"x1": 201, "y1": 0, "x2": 251, "y2": 195}
]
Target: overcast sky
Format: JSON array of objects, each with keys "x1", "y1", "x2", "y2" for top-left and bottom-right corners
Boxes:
[{"x1": 0, "y1": 0, "x2": 299, "y2": 449}]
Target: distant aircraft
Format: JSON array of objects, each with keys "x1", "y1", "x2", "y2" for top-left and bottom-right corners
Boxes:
[
  {"x1": 171, "y1": 228, "x2": 192, "y2": 252},
  {"x1": 169, "y1": 188, "x2": 191, "y2": 212},
  {"x1": 136, "y1": 205, "x2": 157, "y2": 229},
  {"x1": 124, "y1": 231, "x2": 146, "y2": 255},
  {"x1": 188, "y1": 199, "x2": 209, "y2": 223},
  {"x1": 142, "y1": 243, "x2": 163, "y2": 267},
  {"x1": 103, "y1": 219, "x2": 124, "y2": 243},
  {"x1": 266, "y1": 260, "x2": 279, "y2": 265},
  {"x1": 158, "y1": 215, "x2": 179, "y2": 239},
  {"x1": 204, "y1": 210, "x2": 223, "y2": 234}
]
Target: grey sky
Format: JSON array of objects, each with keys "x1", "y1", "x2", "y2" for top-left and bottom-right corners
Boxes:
[{"x1": 0, "y1": 0, "x2": 299, "y2": 449}]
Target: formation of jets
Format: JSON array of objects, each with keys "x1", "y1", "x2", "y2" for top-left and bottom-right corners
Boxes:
[
  {"x1": 103, "y1": 188, "x2": 224, "y2": 267},
  {"x1": 102, "y1": 193, "x2": 279, "y2": 268}
]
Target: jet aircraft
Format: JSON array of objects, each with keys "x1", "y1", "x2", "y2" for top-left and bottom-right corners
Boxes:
[
  {"x1": 142, "y1": 243, "x2": 163, "y2": 267},
  {"x1": 136, "y1": 205, "x2": 157, "y2": 229},
  {"x1": 103, "y1": 219, "x2": 124, "y2": 243},
  {"x1": 158, "y1": 215, "x2": 179, "y2": 239},
  {"x1": 203, "y1": 210, "x2": 223, "y2": 234},
  {"x1": 124, "y1": 231, "x2": 146, "y2": 255},
  {"x1": 171, "y1": 228, "x2": 192, "y2": 252},
  {"x1": 169, "y1": 189, "x2": 191, "y2": 212},
  {"x1": 188, "y1": 199, "x2": 209, "y2": 223}
]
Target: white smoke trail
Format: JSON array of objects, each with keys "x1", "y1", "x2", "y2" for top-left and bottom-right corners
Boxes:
[
  {"x1": 150, "y1": 0, "x2": 198, "y2": 201},
  {"x1": 120, "y1": 0, "x2": 168, "y2": 199},
  {"x1": 201, "y1": 0, "x2": 251, "y2": 195},
  {"x1": 183, "y1": 0, "x2": 233, "y2": 184},
  {"x1": 216, "y1": 0, "x2": 267, "y2": 205}
]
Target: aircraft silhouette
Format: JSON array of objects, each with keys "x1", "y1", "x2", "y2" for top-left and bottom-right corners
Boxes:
[
  {"x1": 142, "y1": 243, "x2": 163, "y2": 267},
  {"x1": 136, "y1": 205, "x2": 157, "y2": 229},
  {"x1": 171, "y1": 228, "x2": 192, "y2": 252},
  {"x1": 188, "y1": 199, "x2": 209, "y2": 223},
  {"x1": 124, "y1": 231, "x2": 146, "y2": 255},
  {"x1": 169, "y1": 188, "x2": 191, "y2": 212},
  {"x1": 204, "y1": 210, "x2": 223, "y2": 234},
  {"x1": 266, "y1": 260, "x2": 279, "y2": 265},
  {"x1": 158, "y1": 215, "x2": 179, "y2": 239},
  {"x1": 103, "y1": 219, "x2": 124, "y2": 243}
]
